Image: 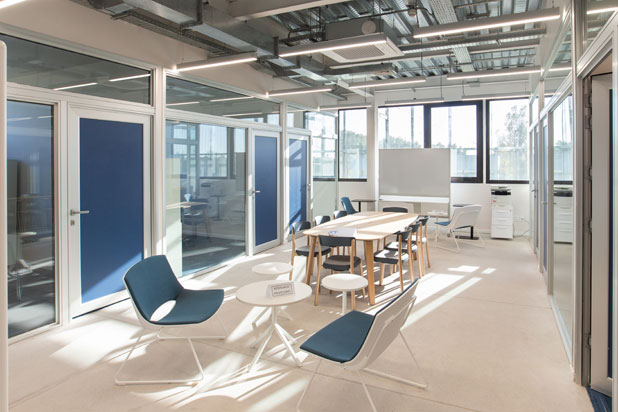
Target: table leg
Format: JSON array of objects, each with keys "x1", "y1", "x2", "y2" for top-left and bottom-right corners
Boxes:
[
  {"x1": 250, "y1": 325, "x2": 274, "y2": 371},
  {"x1": 305, "y1": 235, "x2": 316, "y2": 285},
  {"x1": 342, "y1": 291, "x2": 347, "y2": 314},
  {"x1": 274, "y1": 324, "x2": 302, "y2": 366},
  {"x1": 357, "y1": 201, "x2": 362, "y2": 212},
  {"x1": 363, "y1": 240, "x2": 376, "y2": 305}
]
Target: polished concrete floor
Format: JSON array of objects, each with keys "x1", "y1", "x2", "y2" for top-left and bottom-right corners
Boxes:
[{"x1": 8, "y1": 236, "x2": 593, "y2": 412}]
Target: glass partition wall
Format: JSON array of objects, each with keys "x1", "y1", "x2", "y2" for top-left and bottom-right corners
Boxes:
[
  {"x1": 306, "y1": 111, "x2": 338, "y2": 216},
  {"x1": 165, "y1": 120, "x2": 247, "y2": 276}
]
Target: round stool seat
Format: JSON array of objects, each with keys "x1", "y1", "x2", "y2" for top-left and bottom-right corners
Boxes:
[
  {"x1": 322, "y1": 273, "x2": 368, "y2": 292},
  {"x1": 252, "y1": 262, "x2": 294, "y2": 276}
]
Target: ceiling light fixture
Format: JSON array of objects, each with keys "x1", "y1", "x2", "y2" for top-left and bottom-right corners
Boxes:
[
  {"x1": 446, "y1": 66, "x2": 541, "y2": 81},
  {"x1": 319, "y1": 103, "x2": 372, "y2": 111},
  {"x1": 548, "y1": 64, "x2": 571, "y2": 72},
  {"x1": 413, "y1": 8, "x2": 560, "y2": 38},
  {"x1": 166, "y1": 101, "x2": 200, "y2": 107},
  {"x1": 278, "y1": 33, "x2": 388, "y2": 58},
  {"x1": 460, "y1": 94, "x2": 530, "y2": 101},
  {"x1": 349, "y1": 76, "x2": 426, "y2": 89},
  {"x1": 109, "y1": 73, "x2": 150, "y2": 82},
  {"x1": 53, "y1": 82, "x2": 98, "y2": 91},
  {"x1": 210, "y1": 96, "x2": 254, "y2": 102},
  {"x1": 383, "y1": 98, "x2": 445, "y2": 106},
  {"x1": 587, "y1": 0, "x2": 618, "y2": 15},
  {"x1": 175, "y1": 52, "x2": 258, "y2": 72},
  {"x1": 267, "y1": 86, "x2": 333, "y2": 97},
  {"x1": 0, "y1": 0, "x2": 27, "y2": 9}
]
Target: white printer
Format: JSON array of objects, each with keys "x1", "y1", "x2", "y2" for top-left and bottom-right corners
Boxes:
[{"x1": 491, "y1": 185, "x2": 513, "y2": 239}]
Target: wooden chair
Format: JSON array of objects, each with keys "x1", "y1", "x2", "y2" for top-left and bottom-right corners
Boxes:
[
  {"x1": 412, "y1": 216, "x2": 431, "y2": 268},
  {"x1": 315, "y1": 235, "x2": 363, "y2": 306},
  {"x1": 313, "y1": 215, "x2": 331, "y2": 226},
  {"x1": 290, "y1": 221, "x2": 331, "y2": 281},
  {"x1": 333, "y1": 210, "x2": 348, "y2": 219},
  {"x1": 384, "y1": 222, "x2": 425, "y2": 277},
  {"x1": 374, "y1": 224, "x2": 421, "y2": 291}
]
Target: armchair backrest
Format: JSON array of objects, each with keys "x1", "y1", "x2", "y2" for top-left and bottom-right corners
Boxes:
[
  {"x1": 344, "y1": 280, "x2": 419, "y2": 370},
  {"x1": 341, "y1": 197, "x2": 357, "y2": 214},
  {"x1": 449, "y1": 205, "x2": 482, "y2": 230},
  {"x1": 123, "y1": 255, "x2": 183, "y2": 323}
]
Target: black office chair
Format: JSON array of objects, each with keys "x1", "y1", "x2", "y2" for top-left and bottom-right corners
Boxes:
[
  {"x1": 314, "y1": 215, "x2": 331, "y2": 226},
  {"x1": 374, "y1": 224, "x2": 420, "y2": 291},
  {"x1": 333, "y1": 210, "x2": 348, "y2": 219},
  {"x1": 411, "y1": 216, "x2": 431, "y2": 269},
  {"x1": 290, "y1": 221, "x2": 332, "y2": 280},
  {"x1": 383, "y1": 207, "x2": 408, "y2": 213},
  {"x1": 315, "y1": 234, "x2": 363, "y2": 306},
  {"x1": 384, "y1": 222, "x2": 425, "y2": 278}
]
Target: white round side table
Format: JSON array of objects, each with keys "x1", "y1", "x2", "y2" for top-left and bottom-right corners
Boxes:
[
  {"x1": 237, "y1": 280, "x2": 311, "y2": 371},
  {"x1": 251, "y1": 262, "x2": 295, "y2": 324},
  {"x1": 321, "y1": 274, "x2": 368, "y2": 314}
]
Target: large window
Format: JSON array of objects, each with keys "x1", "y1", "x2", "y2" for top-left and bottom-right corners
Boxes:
[
  {"x1": 430, "y1": 102, "x2": 483, "y2": 182},
  {"x1": 487, "y1": 99, "x2": 530, "y2": 182},
  {"x1": 7, "y1": 101, "x2": 56, "y2": 338},
  {"x1": 165, "y1": 120, "x2": 246, "y2": 276},
  {"x1": 339, "y1": 109, "x2": 367, "y2": 180},
  {"x1": 378, "y1": 105, "x2": 424, "y2": 148},
  {"x1": 306, "y1": 112, "x2": 337, "y2": 180}
]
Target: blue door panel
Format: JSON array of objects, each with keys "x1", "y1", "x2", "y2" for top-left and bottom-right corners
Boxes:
[
  {"x1": 80, "y1": 118, "x2": 144, "y2": 303},
  {"x1": 255, "y1": 136, "x2": 278, "y2": 246},
  {"x1": 289, "y1": 139, "x2": 307, "y2": 231}
]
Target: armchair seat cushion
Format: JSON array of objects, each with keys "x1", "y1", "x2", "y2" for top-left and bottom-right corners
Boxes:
[
  {"x1": 152, "y1": 288, "x2": 224, "y2": 326},
  {"x1": 296, "y1": 245, "x2": 332, "y2": 257},
  {"x1": 435, "y1": 220, "x2": 450, "y2": 226},
  {"x1": 323, "y1": 255, "x2": 362, "y2": 271},
  {"x1": 300, "y1": 310, "x2": 374, "y2": 363}
]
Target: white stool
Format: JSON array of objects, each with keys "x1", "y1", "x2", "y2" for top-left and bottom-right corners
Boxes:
[
  {"x1": 321, "y1": 274, "x2": 368, "y2": 314},
  {"x1": 251, "y1": 262, "x2": 295, "y2": 326}
]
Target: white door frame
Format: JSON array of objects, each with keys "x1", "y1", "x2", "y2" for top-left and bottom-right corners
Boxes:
[
  {"x1": 67, "y1": 106, "x2": 152, "y2": 317},
  {"x1": 286, "y1": 128, "x2": 312, "y2": 238},
  {"x1": 249, "y1": 129, "x2": 281, "y2": 255}
]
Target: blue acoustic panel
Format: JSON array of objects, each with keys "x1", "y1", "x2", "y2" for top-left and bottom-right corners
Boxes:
[
  {"x1": 289, "y1": 139, "x2": 307, "y2": 232},
  {"x1": 79, "y1": 118, "x2": 144, "y2": 303},
  {"x1": 255, "y1": 135, "x2": 278, "y2": 246}
]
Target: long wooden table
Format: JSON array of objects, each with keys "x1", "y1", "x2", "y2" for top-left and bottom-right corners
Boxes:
[{"x1": 303, "y1": 211, "x2": 418, "y2": 305}]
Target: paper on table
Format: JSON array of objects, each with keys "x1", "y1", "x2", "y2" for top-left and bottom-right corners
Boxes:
[{"x1": 328, "y1": 227, "x2": 358, "y2": 237}]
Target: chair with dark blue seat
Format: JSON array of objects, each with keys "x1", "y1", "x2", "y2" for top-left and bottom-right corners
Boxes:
[
  {"x1": 297, "y1": 280, "x2": 426, "y2": 412},
  {"x1": 315, "y1": 235, "x2": 363, "y2": 306},
  {"x1": 411, "y1": 216, "x2": 431, "y2": 268},
  {"x1": 374, "y1": 224, "x2": 421, "y2": 290},
  {"x1": 116, "y1": 255, "x2": 227, "y2": 385},
  {"x1": 341, "y1": 197, "x2": 357, "y2": 214},
  {"x1": 290, "y1": 221, "x2": 332, "y2": 280},
  {"x1": 313, "y1": 215, "x2": 331, "y2": 226},
  {"x1": 382, "y1": 206, "x2": 408, "y2": 213},
  {"x1": 333, "y1": 210, "x2": 348, "y2": 219}
]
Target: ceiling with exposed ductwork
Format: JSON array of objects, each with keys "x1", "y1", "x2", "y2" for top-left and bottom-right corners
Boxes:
[{"x1": 72, "y1": 0, "x2": 556, "y2": 99}]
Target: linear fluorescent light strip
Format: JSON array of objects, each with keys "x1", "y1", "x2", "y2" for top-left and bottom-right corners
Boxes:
[
  {"x1": 223, "y1": 111, "x2": 280, "y2": 117},
  {"x1": 175, "y1": 53, "x2": 258, "y2": 72},
  {"x1": 319, "y1": 103, "x2": 371, "y2": 111},
  {"x1": 279, "y1": 36, "x2": 388, "y2": 58},
  {"x1": 167, "y1": 101, "x2": 200, "y2": 107},
  {"x1": 587, "y1": 7, "x2": 618, "y2": 15},
  {"x1": 210, "y1": 96, "x2": 254, "y2": 102},
  {"x1": 53, "y1": 82, "x2": 98, "y2": 91},
  {"x1": 548, "y1": 66, "x2": 571, "y2": 72},
  {"x1": 349, "y1": 77, "x2": 426, "y2": 89},
  {"x1": 587, "y1": 1, "x2": 618, "y2": 15},
  {"x1": 109, "y1": 73, "x2": 150, "y2": 82},
  {"x1": 384, "y1": 98, "x2": 445, "y2": 106},
  {"x1": 267, "y1": 87, "x2": 332, "y2": 97},
  {"x1": 461, "y1": 94, "x2": 529, "y2": 101},
  {"x1": 447, "y1": 66, "x2": 540, "y2": 80},
  {"x1": 413, "y1": 8, "x2": 560, "y2": 38}
]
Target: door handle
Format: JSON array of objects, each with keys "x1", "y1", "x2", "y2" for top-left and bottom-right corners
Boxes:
[
  {"x1": 250, "y1": 189, "x2": 261, "y2": 196},
  {"x1": 70, "y1": 209, "x2": 90, "y2": 216}
]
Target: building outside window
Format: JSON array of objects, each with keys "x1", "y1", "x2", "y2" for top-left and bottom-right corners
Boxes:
[
  {"x1": 488, "y1": 99, "x2": 530, "y2": 182},
  {"x1": 339, "y1": 109, "x2": 367, "y2": 180},
  {"x1": 378, "y1": 105, "x2": 424, "y2": 149}
]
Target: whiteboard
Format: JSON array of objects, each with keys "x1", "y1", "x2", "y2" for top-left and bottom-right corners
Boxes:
[{"x1": 379, "y1": 148, "x2": 450, "y2": 198}]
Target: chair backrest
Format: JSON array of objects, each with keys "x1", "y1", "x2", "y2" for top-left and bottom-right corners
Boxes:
[
  {"x1": 417, "y1": 216, "x2": 429, "y2": 226},
  {"x1": 341, "y1": 197, "x2": 357, "y2": 214},
  {"x1": 345, "y1": 280, "x2": 419, "y2": 370},
  {"x1": 333, "y1": 210, "x2": 348, "y2": 219},
  {"x1": 291, "y1": 221, "x2": 311, "y2": 234},
  {"x1": 123, "y1": 255, "x2": 183, "y2": 323},
  {"x1": 383, "y1": 206, "x2": 408, "y2": 213},
  {"x1": 314, "y1": 215, "x2": 331, "y2": 226},
  {"x1": 449, "y1": 205, "x2": 482, "y2": 230},
  {"x1": 318, "y1": 234, "x2": 354, "y2": 248}
]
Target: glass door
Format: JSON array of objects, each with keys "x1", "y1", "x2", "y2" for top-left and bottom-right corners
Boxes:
[
  {"x1": 541, "y1": 118, "x2": 551, "y2": 282},
  {"x1": 288, "y1": 134, "x2": 309, "y2": 231},
  {"x1": 251, "y1": 130, "x2": 280, "y2": 253},
  {"x1": 67, "y1": 108, "x2": 151, "y2": 317},
  {"x1": 6, "y1": 100, "x2": 57, "y2": 337}
]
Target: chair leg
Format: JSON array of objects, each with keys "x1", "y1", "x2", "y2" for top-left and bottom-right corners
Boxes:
[
  {"x1": 314, "y1": 267, "x2": 322, "y2": 306},
  {"x1": 356, "y1": 371, "x2": 378, "y2": 412},
  {"x1": 379, "y1": 263, "x2": 385, "y2": 286},
  {"x1": 425, "y1": 241, "x2": 431, "y2": 268},
  {"x1": 297, "y1": 358, "x2": 321, "y2": 412},
  {"x1": 289, "y1": 253, "x2": 295, "y2": 281},
  {"x1": 351, "y1": 291, "x2": 356, "y2": 310}
]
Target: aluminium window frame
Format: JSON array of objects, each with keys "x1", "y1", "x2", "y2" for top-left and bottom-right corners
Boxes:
[
  {"x1": 485, "y1": 98, "x2": 531, "y2": 184},
  {"x1": 338, "y1": 108, "x2": 368, "y2": 182}
]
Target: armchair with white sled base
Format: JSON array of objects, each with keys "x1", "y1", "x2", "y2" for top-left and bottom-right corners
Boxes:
[
  {"x1": 115, "y1": 255, "x2": 228, "y2": 386},
  {"x1": 297, "y1": 279, "x2": 426, "y2": 412},
  {"x1": 434, "y1": 204, "x2": 486, "y2": 252}
]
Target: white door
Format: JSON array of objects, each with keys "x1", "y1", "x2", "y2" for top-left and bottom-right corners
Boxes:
[{"x1": 67, "y1": 107, "x2": 151, "y2": 317}]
